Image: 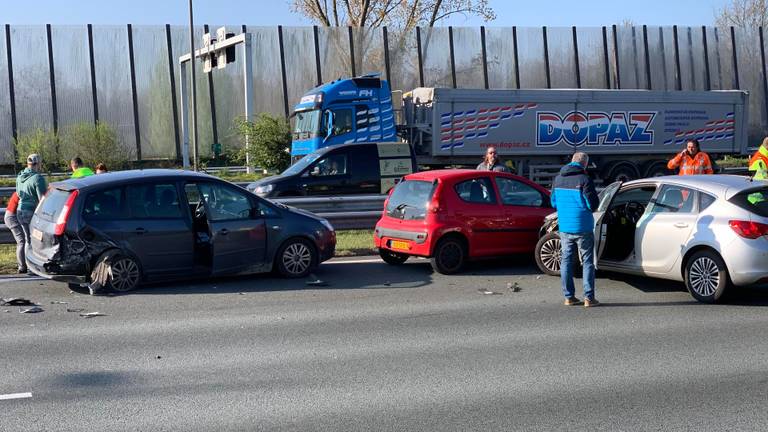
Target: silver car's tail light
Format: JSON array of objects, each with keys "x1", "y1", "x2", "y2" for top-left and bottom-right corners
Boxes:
[{"x1": 729, "y1": 220, "x2": 768, "y2": 239}]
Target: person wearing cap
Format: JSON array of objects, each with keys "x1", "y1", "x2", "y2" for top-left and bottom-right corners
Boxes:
[
  {"x1": 16, "y1": 154, "x2": 48, "y2": 259},
  {"x1": 70, "y1": 157, "x2": 95, "y2": 178}
]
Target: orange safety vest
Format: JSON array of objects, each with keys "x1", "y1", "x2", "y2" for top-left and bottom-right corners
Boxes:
[
  {"x1": 748, "y1": 145, "x2": 768, "y2": 180},
  {"x1": 667, "y1": 151, "x2": 714, "y2": 175}
]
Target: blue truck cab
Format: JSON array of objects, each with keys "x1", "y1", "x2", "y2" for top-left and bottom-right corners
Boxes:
[{"x1": 291, "y1": 74, "x2": 397, "y2": 158}]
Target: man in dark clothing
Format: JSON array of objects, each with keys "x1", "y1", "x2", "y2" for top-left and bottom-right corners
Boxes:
[
  {"x1": 551, "y1": 152, "x2": 601, "y2": 307},
  {"x1": 476, "y1": 146, "x2": 509, "y2": 172}
]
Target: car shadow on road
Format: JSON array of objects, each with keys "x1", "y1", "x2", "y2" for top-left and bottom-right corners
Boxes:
[{"x1": 130, "y1": 260, "x2": 436, "y2": 295}]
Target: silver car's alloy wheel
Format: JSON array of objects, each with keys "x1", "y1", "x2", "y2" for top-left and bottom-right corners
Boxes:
[
  {"x1": 539, "y1": 237, "x2": 562, "y2": 273},
  {"x1": 688, "y1": 256, "x2": 720, "y2": 297},
  {"x1": 109, "y1": 257, "x2": 141, "y2": 292},
  {"x1": 282, "y1": 242, "x2": 312, "y2": 276}
]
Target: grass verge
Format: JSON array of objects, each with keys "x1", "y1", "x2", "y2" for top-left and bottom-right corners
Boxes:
[
  {"x1": 335, "y1": 229, "x2": 376, "y2": 257},
  {"x1": 0, "y1": 230, "x2": 377, "y2": 275}
]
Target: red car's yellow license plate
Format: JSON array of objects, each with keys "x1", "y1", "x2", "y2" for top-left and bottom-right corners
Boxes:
[{"x1": 390, "y1": 240, "x2": 409, "y2": 250}]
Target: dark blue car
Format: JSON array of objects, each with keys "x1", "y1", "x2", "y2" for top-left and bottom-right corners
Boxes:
[{"x1": 26, "y1": 169, "x2": 336, "y2": 293}]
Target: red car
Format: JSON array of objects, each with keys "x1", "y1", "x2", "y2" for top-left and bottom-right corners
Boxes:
[{"x1": 374, "y1": 169, "x2": 554, "y2": 274}]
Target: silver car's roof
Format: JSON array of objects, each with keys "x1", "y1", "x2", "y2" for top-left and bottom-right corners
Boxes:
[{"x1": 624, "y1": 175, "x2": 766, "y2": 198}]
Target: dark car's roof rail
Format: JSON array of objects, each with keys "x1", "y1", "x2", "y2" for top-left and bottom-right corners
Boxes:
[{"x1": 51, "y1": 169, "x2": 218, "y2": 190}]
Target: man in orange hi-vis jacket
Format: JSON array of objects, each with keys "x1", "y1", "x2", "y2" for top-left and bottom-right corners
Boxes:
[{"x1": 667, "y1": 139, "x2": 714, "y2": 175}]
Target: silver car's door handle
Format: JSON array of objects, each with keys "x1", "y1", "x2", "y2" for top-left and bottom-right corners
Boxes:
[{"x1": 674, "y1": 222, "x2": 689, "y2": 228}]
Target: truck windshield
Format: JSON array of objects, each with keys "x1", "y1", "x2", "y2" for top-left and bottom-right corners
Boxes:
[
  {"x1": 293, "y1": 109, "x2": 321, "y2": 139},
  {"x1": 386, "y1": 180, "x2": 436, "y2": 220},
  {"x1": 282, "y1": 151, "x2": 324, "y2": 176}
]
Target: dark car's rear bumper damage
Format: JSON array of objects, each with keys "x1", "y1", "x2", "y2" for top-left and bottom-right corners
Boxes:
[{"x1": 26, "y1": 245, "x2": 88, "y2": 284}]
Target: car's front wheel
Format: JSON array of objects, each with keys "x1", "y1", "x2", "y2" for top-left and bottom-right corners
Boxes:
[
  {"x1": 379, "y1": 249, "x2": 409, "y2": 265},
  {"x1": 685, "y1": 250, "x2": 730, "y2": 303},
  {"x1": 276, "y1": 238, "x2": 316, "y2": 278},
  {"x1": 535, "y1": 232, "x2": 562, "y2": 276},
  {"x1": 430, "y1": 236, "x2": 466, "y2": 274}
]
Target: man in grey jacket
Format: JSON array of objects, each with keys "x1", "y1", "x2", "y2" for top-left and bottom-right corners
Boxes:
[{"x1": 476, "y1": 147, "x2": 509, "y2": 172}]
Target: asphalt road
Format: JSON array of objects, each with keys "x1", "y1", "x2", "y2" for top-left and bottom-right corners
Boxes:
[{"x1": 2, "y1": 256, "x2": 768, "y2": 431}]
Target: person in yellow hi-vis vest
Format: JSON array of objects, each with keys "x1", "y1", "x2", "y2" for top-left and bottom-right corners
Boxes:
[{"x1": 748, "y1": 137, "x2": 768, "y2": 180}]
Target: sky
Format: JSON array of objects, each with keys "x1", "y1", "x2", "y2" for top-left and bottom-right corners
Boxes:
[{"x1": 0, "y1": 0, "x2": 731, "y2": 27}]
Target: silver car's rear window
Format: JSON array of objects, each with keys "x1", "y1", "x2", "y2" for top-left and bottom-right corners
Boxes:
[{"x1": 729, "y1": 187, "x2": 768, "y2": 217}]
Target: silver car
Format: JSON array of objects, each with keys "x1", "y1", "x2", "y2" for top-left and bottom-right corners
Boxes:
[{"x1": 535, "y1": 175, "x2": 768, "y2": 303}]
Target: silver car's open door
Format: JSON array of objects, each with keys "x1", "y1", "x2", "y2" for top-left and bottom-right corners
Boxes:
[{"x1": 593, "y1": 181, "x2": 622, "y2": 268}]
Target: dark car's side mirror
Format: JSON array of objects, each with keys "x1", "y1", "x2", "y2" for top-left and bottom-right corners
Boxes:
[{"x1": 250, "y1": 207, "x2": 262, "y2": 219}]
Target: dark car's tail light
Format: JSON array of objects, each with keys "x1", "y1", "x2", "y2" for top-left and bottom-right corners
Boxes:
[
  {"x1": 54, "y1": 190, "x2": 79, "y2": 236},
  {"x1": 729, "y1": 220, "x2": 768, "y2": 239}
]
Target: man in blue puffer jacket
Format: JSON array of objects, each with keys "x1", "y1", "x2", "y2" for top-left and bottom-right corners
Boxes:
[{"x1": 551, "y1": 152, "x2": 601, "y2": 307}]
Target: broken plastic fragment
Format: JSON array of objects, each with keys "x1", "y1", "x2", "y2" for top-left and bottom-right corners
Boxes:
[
  {"x1": 306, "y1": 279, "x2": 328, "y2": 287},
  {"x1": 2, "y1": 298, "x2": 35, "y2": 306},
  {"x1": 20, "y1": 306, "x2": 43, "y2": 313},
  {"x1": 80, "y1": 312, "x2": 107, "y2": 318},
  {"x1": 66, "y1": 308, "x2": 85, "y2": 313},
  {"x1": 507, "y1": 282, "x2": 521, "y2": 292},
  {"x1": 50, "y1": 301, "x2": 69, "y2": 305},
  {"x1": 478, "y1": 288, "x2": 502, "y2": 295}
]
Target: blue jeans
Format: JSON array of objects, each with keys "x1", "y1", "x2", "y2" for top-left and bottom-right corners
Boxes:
[{"x1": 559, "y1": 231, "x2": 596, "y2": 300}]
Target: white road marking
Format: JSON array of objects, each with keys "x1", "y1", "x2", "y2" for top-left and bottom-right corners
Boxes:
[
  {"x1": 327, "y1": 258, "x2": 382, "y2": 265},
  {"x1": 0, "y1": 392, "x2": 32, "y2": 401},
  {"x1": 0, "y1": 276, "x2": 45, "y2": 283}
]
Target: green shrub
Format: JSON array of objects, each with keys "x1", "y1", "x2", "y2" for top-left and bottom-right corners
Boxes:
[
  {"x1": 234, "y1": 113, "x2": 291, "y2": 172},
  {"x1": 13, "y1": 128, "x2": 62, "y2": 172},
  {"x1": 59, "y1": 122, "x2": 133, "y2": 170}
]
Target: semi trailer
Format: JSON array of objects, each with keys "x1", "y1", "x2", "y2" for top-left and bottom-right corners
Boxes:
[{"x1": 290, "y1": 73, "x2": 749, "y2": 184}]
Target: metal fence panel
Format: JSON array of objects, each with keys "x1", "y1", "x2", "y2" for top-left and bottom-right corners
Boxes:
[
  {"x1": 51, "y1": 26, "x2": 94, "y2": 131},
  {"x1": 247, "y1": 26, "x2": 285, "y2": 117},
  {"x1": 208, "y1": 24, "x2": 246, "y2": 157},
  {"x1": 318, "y1": 26, "x2": 352, "y2": 80},
  {"x1": 616, "y1": 25, "x2": 645, "y2": 89},
  {"x1": 451, "y1": 27, "x2": 483, "y2": 89},
  {"x1": 10, "y1": 26, "x2": 53, "y2": 136},
  {"x1": 706, "y1": 27, "x2": 726, "y2": 90},
  {"x1": 716, "y1": 27, "x2": 737, "y2": 90},
  {"x1": 170, "y1": 25, "x2": 214, "y2": 158},
  {"x1": 132, "y1": 25, "x2": 175, "y2": 159},
  {"x1": 546, "y1": 27, "x2": 577, "y2": 89},
  {"x1": 646, "y1": 26, "x2": 671, "y2": 90},
  {"x1": 576, "y1": 27, "x2": 608, "y2": 89},
  {"x1": 485, "y1": 27, "x2": 517, "y2": 89},
  {"x1": 735, "y1": 27, "x2": 766, "y2": 142},
  {"x1": 282, "y1": 27, "x2": 316, "y2": 110},
  {"x1": 420, "y1": 27, "x2": 452, "y2": 87},
  {"x1": 516, "y1": 27, "x2": 548, "y2": 88},
  {"x1": 386, "y1": 28, "x2": 419, "y2": 91},
  {"x1": 688, "y1": 26, "x2": 709, "y2": 91},
  {"x1": 352, "y1": 27, "x2": 386, "y2": 79},
  {"x1": 91, "y1": 25, "x2": 136, "y2": 157},
  {"x1": 0, "y1": 28, "x2": 13, "y2": 163}
]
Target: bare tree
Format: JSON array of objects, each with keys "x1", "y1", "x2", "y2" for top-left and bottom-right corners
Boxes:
[
  {"x1": 289, "y1": 0, "x2": 496, "y2": 30},
  {"x1": 716, "y1": 0, "x2": 768, "y2": 28}
]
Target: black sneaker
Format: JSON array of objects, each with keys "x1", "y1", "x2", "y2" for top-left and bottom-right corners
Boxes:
[{"x1": 18, "y1": 268, "x2": 27, "y2": 274}]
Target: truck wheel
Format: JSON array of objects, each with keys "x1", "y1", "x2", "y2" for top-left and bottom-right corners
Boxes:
[
  {"x1": 643, "y1": 160, "x2": 670, "y2": 178},
  {"x1": 379, "y1": 249, "x2": 409, "y2": 265},
  {"x1": 606, "y1": 163, "x2": 639, "y2": 183},
  {"x1": 430, "y1": 236, "x2": 466, "y2": 274}
]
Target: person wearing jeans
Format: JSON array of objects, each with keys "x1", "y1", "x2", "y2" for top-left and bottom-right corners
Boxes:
[
  {"x1": 16, "y1": 154, "x2": 47, "y2": 263},
  {"x1": 3, "y1": 192, "x2": 26, "y2": 273},
  {"x1": 550, "y1": 152, "x2": 600, "y2": 307}
]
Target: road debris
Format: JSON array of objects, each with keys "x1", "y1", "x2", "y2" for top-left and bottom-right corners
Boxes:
[
  {"x1": 50, "y1": 301, "x2": 69, "y2": 305},
  {"x1": 19, "y1": 306, "x2": 44, "y2": 313},
  {"x1": 80, "y1": 312, "x2": 107, "y2": 318},
  {"x1": 383, "y1": 281, "x2": 391, "y2": 286},
  {"x1": 478, "y1": 288, "x2": 502, "y2": 295},
  {"x1": 536, "y1": 275, "x2": 543, "y2": 280},
  {"x1": 2, "y1": 298, "x2": 36, "y2": 306},
  {"x1": 306, "y1": 279, "x2": 328, "y2": 287},
  {"x1": 66, "y1": 308, "x2": 85, "y2": 313},
  {"x1": 507, "y1": 282, "x2": 521, "y2": 292}
]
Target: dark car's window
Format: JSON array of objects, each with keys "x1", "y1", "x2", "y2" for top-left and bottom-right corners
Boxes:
[
  {"x1": 283, "y1": 151, "x2": 323, "y2": 176},
  {"x1": 386, "y1": 180, "x2": 436, "y2": 220},
  {"x1": 730, "y1": 186, "x2": 768, "y2": 217},
  {"x1": 38, "y1": 188, "x2": 75, "y2": 222},
  {"x1": 83, "y1": 187, "x2": 124, "y2": 221},
  {"x1": 699, "y1": 192, "x2": 716, "y2": 212},
  {"x1": 256, "y1": 200, "x2": 280, "y2": 218},
  {"x1": 454, "y1": 178, "x2": 497, "y2": 204},
  {"x1": 127, "y1": 183, "x2": 183, "y2": 219},
  {"x1": 310, "y1": 153, "x2": 347, "y2": 177},
  {"x1": 650, "y1": 185, "x2": 695, "y2": 213},
  {"x1": 495, "y1": 177, "x2": 545, "y2": 207},
  {"x1": 199, "y1": 183, "x2": 253, "y2": 221}
]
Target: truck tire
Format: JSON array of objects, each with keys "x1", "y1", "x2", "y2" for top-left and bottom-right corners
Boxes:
[
  {"x1": 605, "y1": 163, "x2": 639, "y2": 183},
  {"x1": 643, "y1": 160, "x2": 670, "y2": 178}
]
